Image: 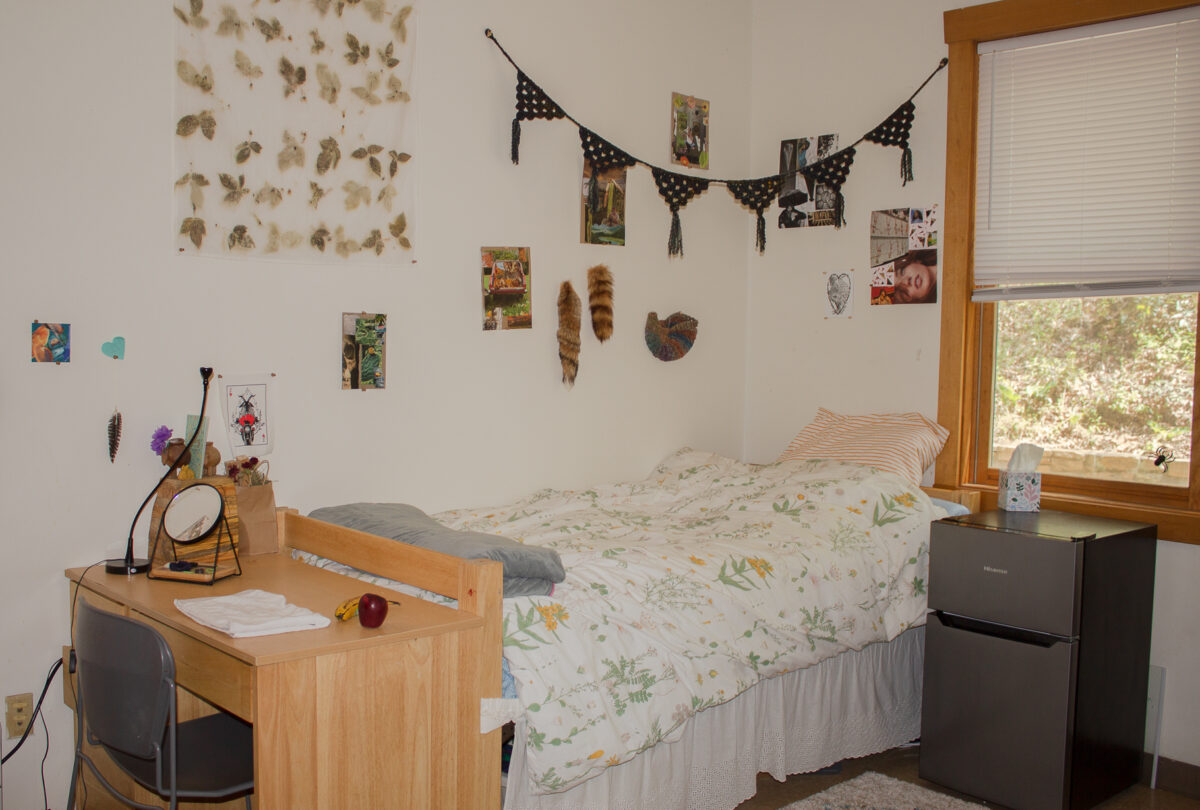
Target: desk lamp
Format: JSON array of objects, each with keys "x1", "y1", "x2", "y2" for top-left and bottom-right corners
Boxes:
[{"x1": 106, "y1": 367, "x2": 214, "y2": 575}]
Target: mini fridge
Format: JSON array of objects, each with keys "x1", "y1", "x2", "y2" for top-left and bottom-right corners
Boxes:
[{"x1": 919, "y1": 509, "x2": 1156, "y2": 810}]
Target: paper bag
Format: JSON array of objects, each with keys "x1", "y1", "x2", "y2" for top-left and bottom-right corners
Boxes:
[{"x1": 236, "y1": 482, "x2": 279, "y2": 555}]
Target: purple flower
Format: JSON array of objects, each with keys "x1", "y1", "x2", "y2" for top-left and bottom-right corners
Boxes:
[{"x1": 150, "y1": 426, "x2": 173, "y2": 454}]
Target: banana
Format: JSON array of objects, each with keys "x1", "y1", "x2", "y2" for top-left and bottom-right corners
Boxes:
[{"x1": 334, "y1": 595, "x2": 360, "y2": 622}]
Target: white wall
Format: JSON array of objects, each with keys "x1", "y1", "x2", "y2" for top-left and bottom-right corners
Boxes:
[
  {"x1": 0, "y1": 2, "x2": 751, "y2": 806},
  {"x1": 744, "y1": 0, "x2": 1200, "y2": 772}
]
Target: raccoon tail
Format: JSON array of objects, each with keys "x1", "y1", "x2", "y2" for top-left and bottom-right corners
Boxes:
[
  {"x1": 557, "y1": 281, "x2": 582, "y2": 388},
  {"x1": 587, "y1": 264, "x2": 614, "y2": 342}
]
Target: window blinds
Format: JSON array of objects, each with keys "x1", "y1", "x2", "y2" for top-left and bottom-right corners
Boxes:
[{"x1": 973, "y1": 9, "x2": 1200, "y2": 302}]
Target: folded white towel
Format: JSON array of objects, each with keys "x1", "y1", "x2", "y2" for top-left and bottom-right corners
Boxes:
[{"x1": 175, "y1": 589, "x2": 331, "y2": 638}]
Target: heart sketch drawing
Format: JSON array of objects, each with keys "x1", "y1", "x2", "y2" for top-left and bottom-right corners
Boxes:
[{"x1": 826, "y1": 272, "x2": 851, "y2": 316}]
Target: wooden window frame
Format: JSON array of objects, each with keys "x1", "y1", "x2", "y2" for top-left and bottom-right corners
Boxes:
[{"x1": 938, "y1": 0, "x2": 1200, "y2": 543}]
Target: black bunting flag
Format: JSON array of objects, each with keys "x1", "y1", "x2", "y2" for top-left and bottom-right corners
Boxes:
[{"x1": 486, "y1": 29, "x2": 946, "y2": 254}]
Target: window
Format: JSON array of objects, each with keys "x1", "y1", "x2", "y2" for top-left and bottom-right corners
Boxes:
[{"x1": 939, "y1": 0, "x2": 1200, "y2": 539}]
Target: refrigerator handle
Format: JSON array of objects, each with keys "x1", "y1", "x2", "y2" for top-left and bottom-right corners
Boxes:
[{"x1": 933, "y1": 610, "x2": 1072, "y2": 647}]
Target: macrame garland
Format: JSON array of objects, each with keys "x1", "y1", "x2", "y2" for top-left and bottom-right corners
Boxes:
[
  {"x1": 651, "y1": 168, "x2": 710, "y2": 257},
  {"x1": 727, "y1": 176, "x2": 783, "y2": 254},
  {"x1": 864, "y1": 100, "x2": 916, "y2": 185},
  {"x1": 557, "y1": 281, "x2": 582, "y2": 387},
  {"x1": 799, "y1": 147, "x2": 856, "y2": 228},
  {"x1": 513, "y1": 71, "x2": 566, "y2": 165},
  {"x1": 580, "y1": 127, "x2": 638, "y2": 218}
]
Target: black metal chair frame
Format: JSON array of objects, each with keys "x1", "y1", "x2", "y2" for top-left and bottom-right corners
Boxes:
[{"x1": 67, "y1": 600, "x2": 253, "y2": 810}]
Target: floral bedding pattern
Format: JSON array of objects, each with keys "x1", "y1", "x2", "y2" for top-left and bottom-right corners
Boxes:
[{"x1": 431, "y1": 448, "x2": 944, "y2": 795}]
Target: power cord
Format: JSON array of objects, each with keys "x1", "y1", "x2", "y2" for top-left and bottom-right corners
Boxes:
[{"x1": 0, "y1": 656, "x2": 63, "y2": 810}]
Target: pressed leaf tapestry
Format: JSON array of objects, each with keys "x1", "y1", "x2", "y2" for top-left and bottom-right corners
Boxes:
[{"x1": 173, "y1": 0, "x2": 415, "y2": 261}]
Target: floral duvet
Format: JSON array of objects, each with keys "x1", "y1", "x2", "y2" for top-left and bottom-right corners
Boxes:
[{"x1": 433, "y1": 448, "x2": 943, "y2": 795}]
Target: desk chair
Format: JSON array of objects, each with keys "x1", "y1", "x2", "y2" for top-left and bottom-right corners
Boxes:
[{"x1": 67, "y1": 600, "x2": 254, "y2": 809}]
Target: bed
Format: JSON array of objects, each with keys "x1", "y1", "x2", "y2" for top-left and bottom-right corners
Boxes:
[{"x1": 289, "y1": 411, "x2": 969, "y2": 810}]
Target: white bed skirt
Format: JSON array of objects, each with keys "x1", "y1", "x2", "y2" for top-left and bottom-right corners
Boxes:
[{"x1": 503, "y1": 625, "x2": 925, "y2": 810}]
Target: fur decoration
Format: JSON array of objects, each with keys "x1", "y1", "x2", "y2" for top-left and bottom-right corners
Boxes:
[
  {"x1": 557, "y1": 281, "x2": 582, "y2": 387},
  {"x1": 587, "y1": 264, "x2": 614, "y2": 342},
  {"x1": 644, "y1": 311, "x2": 698, "y2": 362}
]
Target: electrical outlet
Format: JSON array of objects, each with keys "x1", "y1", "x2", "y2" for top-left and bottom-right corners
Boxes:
[{"x1": 5, "y1": 692, "x2": 34, "y2": 739}]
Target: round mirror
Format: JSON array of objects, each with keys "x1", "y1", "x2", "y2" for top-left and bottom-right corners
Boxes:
[{"x1": 163, "y1": 483, "x2": 224, "y2": 544}]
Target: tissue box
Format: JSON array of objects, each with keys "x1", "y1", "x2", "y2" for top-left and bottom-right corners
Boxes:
[{"x1": 999, "y1": 471, "x2": 1041, "y2": 511}]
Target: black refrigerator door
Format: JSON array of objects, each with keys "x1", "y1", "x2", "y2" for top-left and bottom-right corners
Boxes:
[{"x1": 921, "y1": 612, "x2": 1078, "y2": 810}]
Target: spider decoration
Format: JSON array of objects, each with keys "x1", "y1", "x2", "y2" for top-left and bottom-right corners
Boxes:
[{"x1": 1152, "y1": 446, "x2": 1175, "y2": 473}]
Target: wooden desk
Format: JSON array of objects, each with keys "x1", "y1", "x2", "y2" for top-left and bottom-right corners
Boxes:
[{"x1": 66, "y1": 514, "x2": 503, "y2": 810}]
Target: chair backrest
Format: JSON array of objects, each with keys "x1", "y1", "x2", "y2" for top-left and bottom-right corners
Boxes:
[{"x1": 74, "y1": 600, "x2": 175, "y2": 760}]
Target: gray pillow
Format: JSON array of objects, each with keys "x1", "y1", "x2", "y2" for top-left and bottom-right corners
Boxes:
[{"x1": 307, "y1": 502, "x2": 565, "y2": 597}]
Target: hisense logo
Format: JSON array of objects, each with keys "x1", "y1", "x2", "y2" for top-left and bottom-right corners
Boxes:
[{"x1": 983, "y1": 565, "x2": 1008, "y2": 575}]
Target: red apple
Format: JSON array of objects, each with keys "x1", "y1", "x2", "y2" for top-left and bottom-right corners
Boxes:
[{"x1": 358, "y1": 593, "x2": 389, "y2": 628}]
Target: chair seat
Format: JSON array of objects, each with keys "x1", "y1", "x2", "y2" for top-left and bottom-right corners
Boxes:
[{"x1": 107, "y1": 712, "x2": 254, "y2": 798}]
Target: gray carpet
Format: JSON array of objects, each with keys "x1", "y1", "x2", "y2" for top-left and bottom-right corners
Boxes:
[{"x1": 782, "y1": 771, "x2": 986, "y2": 809}]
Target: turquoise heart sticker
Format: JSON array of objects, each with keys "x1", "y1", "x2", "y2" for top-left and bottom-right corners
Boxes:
[{"x1": 101, "y1": 337, "x2": 125, "y2": 360}]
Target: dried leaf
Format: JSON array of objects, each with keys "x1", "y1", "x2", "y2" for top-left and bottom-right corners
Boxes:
[
  {"x1": 311, "y1": 226, "x2": 330, "y2": 251},
  {"x1": 351, "y1": 71, "x2": 381, "y2": 105},
  {"x1": 254, "y1": 16, "x2": 283, "y2": 42},
  {"x1": 345, "y1": 33, "x2": 369, "y2": 64},
  {"x1": 235, "y1": 139, "x2": 262, "y2": 164},
  {"x1": 180, "y1": 217, "x2": 206, "y2": 248},
  {"x1": 342, "y1": 181, "x2": 370, "y2": 210},
  {"x1": 378, "y1": 41, "x2": 399, "y2": 68},
  {"x1": 219, "y1": 173, "x2": 248, "y2": 204},
  {"x1": 228, "y1": 224, "x2": 255, "y2": 250},
  {"x1": 280, "y1": 57, "x2": 307, "y2": 98},
  {"x1": 309, "y1": 181, "x2": 328, "y2": 208},
  {"x1": 316, "y1": 63, "x2": 340, "y2": 104},
  {"x1": 386, "y1": 74, "x2": 410, "y2": 103},
  {"x1": 313, "y1": 0, "x2": 331, "y2": 15},
  {"x1": 255, "y1": 182, "x2": 283, "y2": 208},
  {"x1": 217, "y1": 6, "x2": 244, "y2": 38},
  {"x1": 397, "y1": 235, "x2": 412, "y2": 249},
  {"x1": 175, "y1": 0, "x2": 208, "y2": 29},
  {"x1": 198, "y1": 112, "x2": 216, "y2": 140},
  {"x1": 363, "y1": 0, "x2": 386, "y2": 22},
  {"x1": 350, "y1": 147, "x2": 368, "y2": 159},
  {"x1": 334, "y1": 226, "x2": 361, "y2": 258},
  {"x1": 377, "y1": 183, "x2": 396, "y2": 210},
  {"x1": 176, "y1": 114, "x2": 200, "y2": 137},
  {"x1": 176, "y1": 60, "x2": 214, "y2": 92},
  {"x1": 234, "y1": 50, "x2": 262, "y2": 79},
  {"x1": 316, "y1": 136, "x2": 341, "y2": 175},
  {"x1": 278, "y1": 131, "x2": 306, "y2": 171},
  {"x1": 388, "y1": 212, "x2": 407, "y2": 239},
  {"x1": 392, "y1": 5, "x2": 412, "y2": 42},
  {"x1": 367, "y1": 156, "x2": 382, "y2": 178}
]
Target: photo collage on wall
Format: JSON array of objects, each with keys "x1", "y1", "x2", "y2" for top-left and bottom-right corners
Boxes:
[
  {"x1": 869, "y1": 205, "x2": 938, "y2": 305},
  {"x1": 670, "y1": 92, "x2": 709, "y2": 170},
  {"x1": 777, "y1": 135, "x2": 840, "y2": 229},
  {"x1": 481, "y1": 247, "x2": 532, "y2": 330},
  {"x1": 341, "y1": 312, "x2": 387, "y2": 389},
  {"x1": 581, "y1": 163, "x2": 627, "y2": 246}
]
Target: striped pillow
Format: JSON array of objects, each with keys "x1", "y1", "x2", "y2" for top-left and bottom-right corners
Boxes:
[{"x1": 776, "y1": 408, "x2": 949, "y2": 486}]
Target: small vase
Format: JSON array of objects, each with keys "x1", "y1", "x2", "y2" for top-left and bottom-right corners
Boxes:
[
  {"x1": 203, "y1": 442, "x2": 221, "y2": 477},
  {"x1": 160, "y1": 438, "x2": 191, "y2": 476}
]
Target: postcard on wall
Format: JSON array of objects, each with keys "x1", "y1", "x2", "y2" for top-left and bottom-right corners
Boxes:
[
  {"x1": 341, "y1": 312, "x2": 387, "y2": 389},
  {"x1": 221, "y1": 373, "x2": 274, "y2": 455},
  {"x1": 777, "y1": 134, "x2": 839, "y2": 229},
  {"x1": 581, "y1": 162, "x2": 627, "y2": 246},
  {"x1": 31, "y1": 322, "x2": 70, "y2": 363},
  {"x1": 823, "y1": 270, "x2": 853, "y2": 319},
  {"x1": 481, "y1": 246, "x2": 532, "y2": 330},
  {"x1": 670, "y1": 92, "x2": 709, "y2": 170},
  {"x1": 869, "y1": 206, "x2": 939, "y2": 305}
]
